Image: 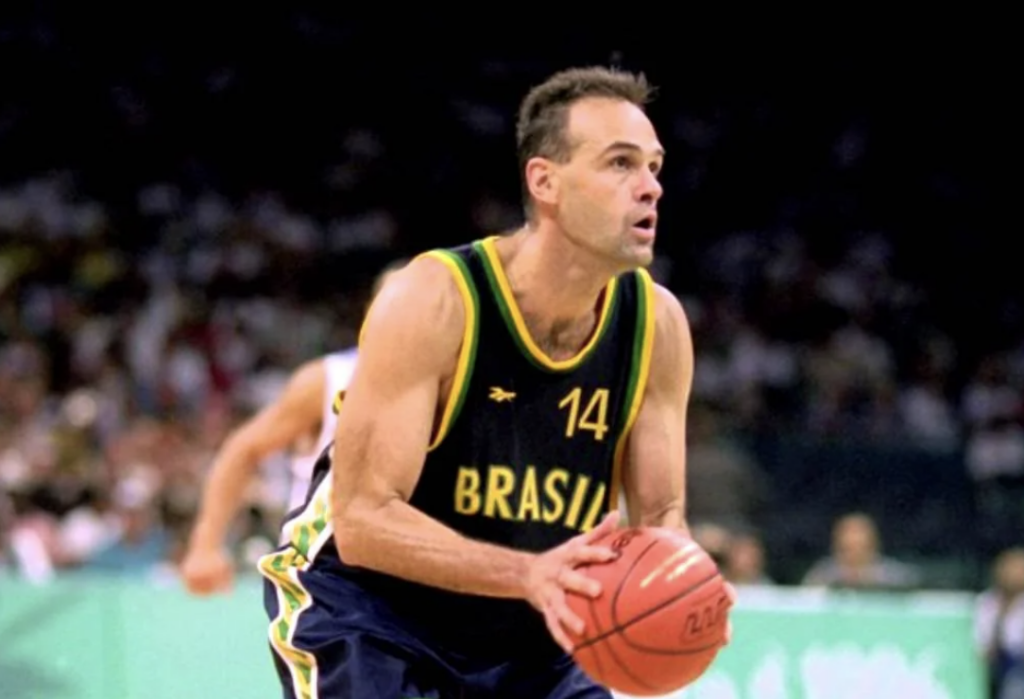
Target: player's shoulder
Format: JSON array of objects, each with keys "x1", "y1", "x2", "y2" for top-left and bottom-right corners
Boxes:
[
  {"x1": 291, "y1": 355, "x2": 328, "y2": 384},
  {"x1": 358, "y1": 249, "x2": 468, "y2": 352},
  {"x1": 646, "y1": 278, "x2": 693, "y2": 357},
  {"x1": 650, "y1": 281, "x2": 687, "y2": 322},
  {"x1": 277, "y1": 355, "x2": 329, "y2": 410},
  {"x1": 375, "y1": 251, "x2": 465, "y2": 316}
]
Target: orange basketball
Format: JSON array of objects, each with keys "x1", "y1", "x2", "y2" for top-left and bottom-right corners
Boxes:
[{"x1": 566, "y1": 526, "x2": 731, "y2": 696}]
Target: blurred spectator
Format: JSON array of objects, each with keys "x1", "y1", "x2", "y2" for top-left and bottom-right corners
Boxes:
[
  {"x1": 691, "y1": 522, "x2": 732, "y2": 570},
  {"x1": 963, "y1": 356, "x2": 1022, "y2": 429},
  {"x1": 722, "y1": 532, "x2": 774, "y2": 586},
  {"x1": 55, "y1": 486, "x2": 121, "y2": 566},
  {"x1": 967, "y1": 412, "x2": 1024, "y2": 557},
  {"x1": 802, "y1": 512, "x2": 920, "y2": 590},
  {"x1": 3, "y1": 486, "x2": 59, "y2": 582},
  {"x1": 684, "y1": 402, "x2": 772, "y2": 533},
  {"x1": 76, "y1": 472, "x2": 170, "y2": 576},
  {"x1": 898, "y1": 362, "x2": 961, "y2": 452},
  {"x1": 976, "y1": 548, "x2": 1024, "y2": 699}
]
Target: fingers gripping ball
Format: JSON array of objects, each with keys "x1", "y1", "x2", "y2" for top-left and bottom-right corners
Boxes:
[{"x1": 566, "y1": 527, "x2": 731, "y2": 696}]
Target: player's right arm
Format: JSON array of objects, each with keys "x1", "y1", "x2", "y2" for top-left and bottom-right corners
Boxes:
[
  {"x1": 331, "y1": 256, "x2": 618, "y2": 651},
  {"x1": 182, "y1": 358, "x2": 325, "y2": 595}
]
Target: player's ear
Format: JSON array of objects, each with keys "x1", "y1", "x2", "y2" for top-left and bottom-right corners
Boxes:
[{"x1": 525, "y1": 157, "x2": 559, "y2": 207}]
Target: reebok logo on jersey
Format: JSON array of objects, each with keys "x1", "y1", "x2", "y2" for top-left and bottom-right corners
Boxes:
[{"x1": 488, "y1": 387, "x2": 515, "y2": 403}]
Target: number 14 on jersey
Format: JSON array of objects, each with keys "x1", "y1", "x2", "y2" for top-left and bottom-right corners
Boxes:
[{"x1": 559, "y1": 387, "x2": 610, "y2": 441}]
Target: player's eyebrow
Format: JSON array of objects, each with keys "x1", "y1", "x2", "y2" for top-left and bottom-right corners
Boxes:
[{"x1": 600, "y1": 141, "x2": 666, "y2": 158}]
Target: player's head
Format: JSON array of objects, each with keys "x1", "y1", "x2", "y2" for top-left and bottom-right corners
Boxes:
[{"x1": 516, "y1": 66, "x2": 663, "y2": 270}]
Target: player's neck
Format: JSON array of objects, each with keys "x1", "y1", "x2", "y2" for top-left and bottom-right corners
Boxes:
[{"x1": 498, "y1": 227, "x2": 614, "y2": 326}]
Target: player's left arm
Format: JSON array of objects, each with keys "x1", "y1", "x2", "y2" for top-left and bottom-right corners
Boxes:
[
  {"x1": 620, "y1": 283, "x2": 693, "y2": 534},
  {"x1": 623, "y1": 285, "x2": 738, "y2": 637}
]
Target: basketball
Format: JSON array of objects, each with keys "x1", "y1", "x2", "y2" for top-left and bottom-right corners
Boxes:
[{"x1": 566, "y1": 526, "x2": 731, "y2": 696}]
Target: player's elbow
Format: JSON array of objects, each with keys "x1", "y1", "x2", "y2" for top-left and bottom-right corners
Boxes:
[
  {"x1": 331, "y1": 495, "x2": 382, "y2": 566},
  {"x1": 331, "y1": 498, "x2": 362, "y2": 561},
  {"x1": 332, "y1": 521, "x2": 364, "y2": 565},
  {"x1": 222, "y1": 430, "x2": 266, "y2": 471}
]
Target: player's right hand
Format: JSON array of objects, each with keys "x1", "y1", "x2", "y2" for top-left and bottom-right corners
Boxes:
[
  {"x1": 180, "y1": 544, "x2": 235, "y2": 596},
  {"x1": 524, "y1": 510, "x2": 621, "y2": 654}
]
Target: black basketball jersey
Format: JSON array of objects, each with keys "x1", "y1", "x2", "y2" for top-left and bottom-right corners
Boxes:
[
  {"x1": 410, "y1": 236, "x2": 655, "y2": 551},
  {"x1": 291, "y1": 235, "x2": 656, "y2": 662}
]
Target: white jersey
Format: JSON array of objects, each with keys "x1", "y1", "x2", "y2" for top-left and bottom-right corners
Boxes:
[{"x1": 287, "y1": 347, "x2": 358, "y2": 510}]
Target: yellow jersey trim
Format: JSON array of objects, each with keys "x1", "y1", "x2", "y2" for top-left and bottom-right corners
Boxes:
[
  {"x1": 419, "y1": 250, "x2": 480, "y2": 451},
  {"x1": 477, "y1": 236, "x2": 618, "y2": 372}
]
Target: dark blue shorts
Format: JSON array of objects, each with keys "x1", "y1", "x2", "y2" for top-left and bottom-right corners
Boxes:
[{"x1": 261, "y1": 554, "x2": 611, "y2": 699}]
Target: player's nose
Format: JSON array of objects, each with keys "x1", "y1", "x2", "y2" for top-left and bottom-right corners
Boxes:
[{"x1": 636, "y1": 168, "x2": 663, "y2": 204}]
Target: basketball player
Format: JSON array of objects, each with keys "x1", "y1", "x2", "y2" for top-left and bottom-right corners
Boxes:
[
  {"x1": 260, "y1": 66, "x2": 732, "y2": 698},
  {"x1": 181, "y1": 262, "x2": 404, "y2": 596}
]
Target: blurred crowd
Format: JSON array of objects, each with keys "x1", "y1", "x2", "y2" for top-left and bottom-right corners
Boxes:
[{"x1": 1, "y1": 173, "x2": 1021, "y2": 588}]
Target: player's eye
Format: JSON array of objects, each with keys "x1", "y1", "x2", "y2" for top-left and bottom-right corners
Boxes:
[{"x1": 611, "y1": 155, "x2": 632, "y2": 169}]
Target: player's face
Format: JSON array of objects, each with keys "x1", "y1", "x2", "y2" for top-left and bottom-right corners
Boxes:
[{"x1": 555, "y1": 98, "x2": 664, "y2": 269}]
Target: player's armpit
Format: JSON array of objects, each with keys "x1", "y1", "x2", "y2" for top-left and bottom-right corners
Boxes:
[
  {"x1": 329, "y1": 255, "x2": 534, "y2": 598},
  {"x1": 621, "y1": 284, "x2": 693, "y2": 532}
]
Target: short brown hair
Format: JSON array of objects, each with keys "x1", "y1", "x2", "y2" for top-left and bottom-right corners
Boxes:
[{"x1": 515, "y1": 66, "x2": 654, "y2": 215}]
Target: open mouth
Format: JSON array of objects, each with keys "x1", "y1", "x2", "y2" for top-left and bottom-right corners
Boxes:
[{"x1": 632, "y1": 214, "x2": 657, "y2": 232}]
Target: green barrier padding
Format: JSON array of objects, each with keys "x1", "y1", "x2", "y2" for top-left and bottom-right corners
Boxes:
[{"x1": 0, "y1": 575, "x2": 985, "y2": 699}]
